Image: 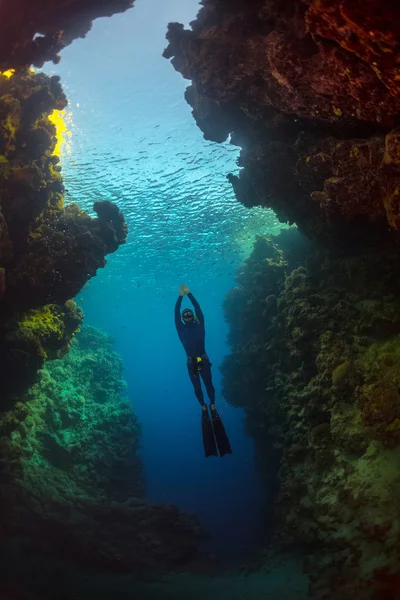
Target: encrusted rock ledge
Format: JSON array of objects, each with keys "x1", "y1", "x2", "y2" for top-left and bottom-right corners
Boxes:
[
  {"x1": 164, "y1": 1, "x2": 400, "y2": 241},
  {"x1": 0, "y1": 0, "x2": 134, "y2": 71}
]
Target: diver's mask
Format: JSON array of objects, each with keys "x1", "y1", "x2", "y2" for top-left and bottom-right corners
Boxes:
[{"x1": 182, "y1": 309, "x2": 194, "y2": 323}]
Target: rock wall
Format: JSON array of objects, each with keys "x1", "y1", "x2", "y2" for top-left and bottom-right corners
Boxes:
[
  {"x1": 164, "y1": 4, "x2": 400, "y2": 594},
  {"x1": 222, "y1": 228, "x2": 400, "y2": 599},
  {"x1": 0, "y1": 0, "x2": 134, "y2": 70},
  {"x1": 0, "y1": 325, "x2": 204, "y2": 572},
  {"x1": 0, "y1": 68, "x2": 127, "y2": 400},
  {"x1": 164, "y1": 1, "x2": 400, "y2": 242}
]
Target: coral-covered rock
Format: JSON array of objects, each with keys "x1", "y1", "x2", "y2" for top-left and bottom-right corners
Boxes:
[
  {"x1": 0, "y1": 70, "x2": 67, "y2": 255},
  {"x1": 3, "y1": 202, "x2": 127, "y2": 314},
  {"x1": 0, "y1": 301, "x2": 83, "y2": 401},
  {"x1": 165, "y1": 2, "x2": 400, "y2": 126},
  {"x1": 305, "y1": 1, "x2": 400, "y2": 103},
  {"x1": 0, "y1": 0, "x2": 134, "y2": 71},
  {"x1": 222, "y1": 228, "x2": 400, "y2": 599},
  {"x1": 93, "y1": 200, "x2": 128, "y2": 252},
  {"x1": 0, "y1": 326, "x2": 204, "y2": 571},
  {"x1": 0, "y1": 70, "x2": 128, "y2": 402},
  {"x1": 164, "y1": 1, "x2": 400, "y2": 240}
]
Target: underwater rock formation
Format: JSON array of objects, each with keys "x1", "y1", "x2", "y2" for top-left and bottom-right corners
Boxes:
[
  {"x1": 0, "y1": 326, "x2": 203, "y2": 572},
  {"x1": 222, "y1": 228, "x2": 400, "y2": 599},
  {"x1": 0, "y1": 0, "x2": 134, "y2": 71},
  {"x1": 0, "y1": 69, "x2": 127, "y2": 401},
  {"x1": 0, "y1": 0, "x2": 204, "y2": 580},
  {"x1": 164, "y1": 1, "x2": 400, "y2": 240},
  {"x1": 168, "y1": 4, "x2": 400, "y2": 592},
  {"x1": 0, "y1": 301, "x2": 83, "y2": 402}
]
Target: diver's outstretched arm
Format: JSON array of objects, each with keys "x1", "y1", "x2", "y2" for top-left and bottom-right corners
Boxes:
[
  {"x1": 188, "y1": 292, "x2": 204, "y2": 325},
  {"x1": 175, "y1": 295, "x2": 183, "y2": 332}
]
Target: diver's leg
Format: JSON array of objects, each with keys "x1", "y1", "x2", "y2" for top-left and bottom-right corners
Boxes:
[
  {"x1": 201, "y1": 363, "x2": 232, "y2": 456},
  {"x1": 188, "y1": 364, "x2": 217, "y2": 456},
  {"x1": 187, "y1": 364, "x2": 205, "y2": 408},
  {"x1": 200, "y1": 362, "x2": 215, "y2": 407}
]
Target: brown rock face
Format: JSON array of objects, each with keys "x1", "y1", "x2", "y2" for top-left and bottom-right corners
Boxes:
[
  {"x1": 0, "y1": 0, "x2": 134, "y2": 70},
  {"x1": 166, "y1": 2, "x2": 400, "y2": 596},
  {"x1": 306, "y1": 0, "x2": 400, "y2": 103},
  {"x1": 164, "y1": 0, "x2": 400, "y2": 241}
]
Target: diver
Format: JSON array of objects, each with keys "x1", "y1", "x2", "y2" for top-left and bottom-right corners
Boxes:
[{"x1": 175, "y1": 284, "x2": 232, "y2": 457}]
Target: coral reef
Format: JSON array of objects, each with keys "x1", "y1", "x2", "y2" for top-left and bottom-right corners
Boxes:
[
  {"x1": 164, "y1": 1, "x2": 400, "y2": 241},
  {"x1": 0, "y1": 0, "x2": 134, "y2": 71},
  {"x1": 0, "y1": 69, "x2": 128, "y2": 403},
  {"x1": 0, "y1": 326, "x2": 204, "y2": 572},
  {"x1": 0, "y1": 70, "x2": 67, "y2": 256},
  {"x1": 0, "y1": 301, "x2": 83, "y2": 400},
  {"x1": 222, "y1": 228, "x2": 400, "y2": 599}
]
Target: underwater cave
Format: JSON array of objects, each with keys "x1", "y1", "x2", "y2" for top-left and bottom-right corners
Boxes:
[{"x1": 2, "y1": 1, "x2": 400, "y2": 599}]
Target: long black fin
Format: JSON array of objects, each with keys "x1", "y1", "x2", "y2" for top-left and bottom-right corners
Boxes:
[
  {"x1": 201, "y1": 408, "x2": 218, "y2": 457},
  {"x1": 210, "y1": 407, "x2": 232, "y2": 457}
]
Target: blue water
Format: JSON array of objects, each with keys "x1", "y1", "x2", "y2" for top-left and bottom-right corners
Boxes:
[{"x1": 43, "y1": 0, "x2": 284, "y2": 560}]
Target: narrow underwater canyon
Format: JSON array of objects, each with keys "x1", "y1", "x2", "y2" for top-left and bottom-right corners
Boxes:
[{"x1": 2, "y1": 1, "x2": 400, "y2": 600}]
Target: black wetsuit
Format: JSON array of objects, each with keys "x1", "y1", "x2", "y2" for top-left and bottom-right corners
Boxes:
[{"x1": 175, "y1": 293, "x2": 215, "y2": 407}]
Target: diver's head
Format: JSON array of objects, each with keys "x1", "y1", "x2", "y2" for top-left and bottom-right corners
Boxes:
[{"x1": 182, "y1": 308, "x2": 194, "y2": 324}]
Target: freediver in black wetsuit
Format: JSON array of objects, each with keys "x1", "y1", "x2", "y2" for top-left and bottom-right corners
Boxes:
[{"x1": 175, "y1": 284, "x2": 232, "y2": 457}]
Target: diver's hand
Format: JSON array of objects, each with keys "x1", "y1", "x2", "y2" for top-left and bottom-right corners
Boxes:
[{"x1": 179, "y1": 284, "x2": 190, "y2": 296}]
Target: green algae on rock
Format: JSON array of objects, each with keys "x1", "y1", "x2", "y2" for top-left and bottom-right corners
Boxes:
[
  {"x1": 0, "y1": 325, "x2": 204, "y2": 572},
  {"x1": 222, "y1": 228, "x2": 400, "y2": 599},
  {"x1": 0, "y1": 69, "x2": 128, "y2": 403},
  {"x1": 0, "y1": 301, "x2": 83, "y2": 401}
]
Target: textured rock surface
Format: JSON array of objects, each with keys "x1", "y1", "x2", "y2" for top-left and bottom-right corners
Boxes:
[
  {"x1": 0, "y1": 70, "x2": 127, "y2": 402},
  {"x1": 222, "y1": 228, "x2": 400, "y2": 599},
  {"x1": 0, "y1": 301, "x2": 83, "y2": 401},
  {"x1": 164, "y1": 1, "x2": 400, "y2": 241},
  {"x1": 0, "y1": 326, "x2": 204, "y2": 572},
  {"x1": 167, "y1": 3, "x2": 400, "y2": 594},
  {"x1": 0, "y1": 0, "x2": 134, "y2": 71}
]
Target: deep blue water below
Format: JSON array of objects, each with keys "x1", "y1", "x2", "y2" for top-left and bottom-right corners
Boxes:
[{"x1": 81, "y1": 269, "x2": 263, "y2": 559}]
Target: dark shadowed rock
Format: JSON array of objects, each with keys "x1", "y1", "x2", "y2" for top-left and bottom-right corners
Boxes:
[
  {"x1": 222, "y1": 228, "x2": 400, "y2": 599},
  {"x1": 164, "y1": 1, "x2": 400, "y2": 241},
  {"x1": 0, "y1": 326, "x2": 204, "y2": 572},
  {"x1": 0, "y1": 0, "x2": 135, "y2": 71}
]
